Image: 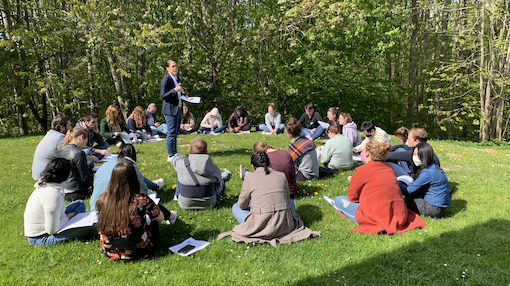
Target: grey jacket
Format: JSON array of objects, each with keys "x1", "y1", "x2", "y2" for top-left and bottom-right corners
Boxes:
[
  {"x1": 56, "y1": 144, "x2": 93, "y2": 193},
  {"x1": 171, "y1": 154, "x2": 222, "y2": 209}
]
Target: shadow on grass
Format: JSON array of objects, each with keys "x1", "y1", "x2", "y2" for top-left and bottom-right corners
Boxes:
[
  {"x1": 207, "y1": 148, "x2": 250, "y2": 157},
  {"x1": 292, "y1": 219, "x2": 510, "y2": 285},
  {"x1": 296, "y1": 204, "x2": 323, "y2": 226}
]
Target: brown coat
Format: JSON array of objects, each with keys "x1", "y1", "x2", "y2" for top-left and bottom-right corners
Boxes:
[{"x1": 217, "y1": 167, "x2": 320, "y2": 247}]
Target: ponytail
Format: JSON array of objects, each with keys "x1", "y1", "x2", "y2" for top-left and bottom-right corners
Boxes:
[
  {"x1": 58, "y1": 129, "x2": 87, "y2": 149},
  {"x1": 251, "y1": 151, "x2": 271, "y2": 175}
]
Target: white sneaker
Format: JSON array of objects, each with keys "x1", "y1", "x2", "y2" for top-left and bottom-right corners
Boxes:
[
  {"x1": 153, "y1": 135, "x2": 160, "y2": 139},
  {"x1": 153, "y1": 178, "x2": 164, "y2": 190}
]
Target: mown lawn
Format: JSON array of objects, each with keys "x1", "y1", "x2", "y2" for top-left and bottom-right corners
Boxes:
[{"x1": 1, "y1": 133, "x2": 509, "y2": 285}]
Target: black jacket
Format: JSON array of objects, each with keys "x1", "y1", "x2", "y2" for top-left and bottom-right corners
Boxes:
[{"x1": 56, "y1": 144, "x2": 93, "y2": 192}]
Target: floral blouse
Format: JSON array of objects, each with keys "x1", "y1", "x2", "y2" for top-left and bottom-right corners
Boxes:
[{"x1": 99, "y1": 193, "x2": 160, "y2": 260}]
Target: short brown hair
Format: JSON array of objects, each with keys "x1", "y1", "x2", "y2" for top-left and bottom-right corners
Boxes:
[
  {"x1": 326, "y1": 125, "x2": 340, "y2": 135},
  {"x1": 410, "y1": 128, "x2": 428, "y2": 142},
  {"x1": 51, "y1": 114, "x2": 70, "y2": 131},
  {"x1": 189, "y1": 137, "x2": 208, "y2": 154},
  {"x1": 339, "y1": 112, "x2": 352, "y2": 123},
  {"x1": 285, "y1": 118, "x2": 302, "y2": 137},
  {"x1": 365, "y1": 141, "x2": 392, "y2": 161},
  {"x1": 305, "y1": 104, "x2": 314, "y2": 111},
  {"x1": 394, "y1": 127, "x2": 409, "y2": 141}
]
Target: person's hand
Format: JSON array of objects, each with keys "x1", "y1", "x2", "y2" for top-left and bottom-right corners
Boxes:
[
  {"x1": 234, "y1": 127, "x2": 240, "y2": 132},
  {"x1": 147, "y1": 134, "x2": 151, "y2": 139},
  {"x1": 86, "y1": 155, "x2": 99, "y2": 164},
  {"x1": 175, "y1": 83, "x2": 184, "y2": 93},
  {"x1": 211, "y1": 128, "x2": 214, "y2": 132},
  {"x1": 97, "y1": 149, "x2": 109, "y2": 156},
  {"x1": 272, "y1": 129, "x2": 277, "y2": 134},
  {"x1": 67, "y1": 212, "x2": 75, "y2": 219},
  {"x1": 229, "y1": 127, "x2": 234, "y2": 132},
  {"x1": 154, "y1": 122, "x2": 160, "y2": 128},
  {"x1": 184, "y1": 124, "x2": 190, "y2": 129},
  {"x1": 311, "y1": 128, "x2": 316, "y2": 134},
  {"x1": 114, "y1": 132, "x2": 120, "y2": 136},
  {"x1": 353, "y1": 147, "x2": 356, "y2": 152}
]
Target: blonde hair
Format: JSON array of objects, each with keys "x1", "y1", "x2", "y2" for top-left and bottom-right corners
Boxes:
[
  {"x1": 365, "y1": 141, "x2": 391, "y2": 161},
  {"x1": 105, "y1": 105, "x2": 122, "y2": 128},
  {"x1": 253, "y1": 141, "x2": 273, "y2": 153},
  {"x1": 127, "y1": 106, "x2": 146, "y2": 128},
  {"x1": 58, "y1": 129, "x2": 87, "y2": 149}
]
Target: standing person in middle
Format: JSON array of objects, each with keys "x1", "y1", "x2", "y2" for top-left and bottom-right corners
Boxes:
[
  {"x1": 297, "y1": 104, "x2": 324, "y2": 140},
  {"x1": 161, "y1": 59, "x2": 187, "y2": 161}
]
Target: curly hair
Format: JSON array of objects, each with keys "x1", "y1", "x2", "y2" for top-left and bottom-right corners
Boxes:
[
  {"x1": 127, "y1": 106, "x2": 146, "y2": 128},
  {"x1": 365, "y1": 141, "x2": 392, "y2": 161},
  {"x1": 105, "y1": 105, "x2": 122, "y2": 127}
]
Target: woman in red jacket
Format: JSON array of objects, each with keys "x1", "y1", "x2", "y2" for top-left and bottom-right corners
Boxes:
[{"x1": 334, "y1": 141, "x2": 426, "y2": 234}]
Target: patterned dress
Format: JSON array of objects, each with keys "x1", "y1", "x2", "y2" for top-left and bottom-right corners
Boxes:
[{"x1": 99, "y1": 194, "x2": 160, "y2": 260}]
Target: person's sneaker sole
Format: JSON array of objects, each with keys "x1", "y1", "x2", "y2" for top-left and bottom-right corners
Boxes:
[{"x1": 335, "y1": 209, "x2": 350, "y2": 221}]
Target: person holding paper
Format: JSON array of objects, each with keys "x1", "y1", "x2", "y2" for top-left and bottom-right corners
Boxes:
[
  {"x1": 297, "y1": 104, "x2": 324, "y2": 140},
  {"x1": 320, "y1": 125, "x2": 353, "y2": 171},
  {"x1": 90, "y1": 143, "x2": 164, "y2": 211},
  {"x1": 100, "y1": 105, "x2": 130, "y2": 145},
  {"x1": 32, "y1": 114, "x2": 73, "y2": 180},
  {"x1": 96, "y1": 161, "x2": 176, "y2": 261},
  {"x1": 398, "y1": 142, "x2": 450, "y2": 219},
  {"x1": 217, "y1": 151, "x2": 320, "y2": 247},
  {"x1": 228, "y1": 105, "x2": 251, "y2": 133},
  {"x1": 127, "y1": 106, "x2": 152, "y2": 140},
  {"x1": 74, "y1": 112, "x2": 110, "y2": 160},
  {"x1": 199, "y1": 107, "x2": 227, "y2": 134},
  {"x1": 334, "y1": 141, "x2": 426, "y2": 234},
  {"x1": 258, "y1": 104, "x2": 285, "y2": 134},
  {"x1": 179, "y1": 103, "x2": 199, "y2": 134},
  {"x1": 24, "y1": 158, "x2": 93, "y2": 246},
  {"x1": 145, "y1": 103, "x2": 167, "y2": 136},
  {"x1": 325, "y1": 107, "x2": 342, "y2": 139},
  {"x1": 338, "y1": 112, "x2": 363, "y2": 147},
  {"x1": 161, "y1": 59, "x2": 188, "y2": 160}
]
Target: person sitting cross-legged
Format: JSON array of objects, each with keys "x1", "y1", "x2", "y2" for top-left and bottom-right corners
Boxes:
[
  {"x1": 335, "y1": 141, "x2": 426, "y2": 234},
  {"x1": 217, "y1": 151, "x2": 320, "y2": 248},
  {"x1": 170, "y1": 137, "x2": 232, "y2": 210},
  {"x1": 319, "y1": 125, "x2": 353, "y2": 171},
  {"x1": 258, "y1": 103, "x2": 285, "y2": 134}
]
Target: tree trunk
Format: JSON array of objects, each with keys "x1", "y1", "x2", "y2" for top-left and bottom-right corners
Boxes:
[
  {"x1": 105, "y1": 48, "x2": 128, "y2": 120},
  {"x1": 407, "y1": 0, "x2": 418, "y2": 127},
  {"x1": 137, "y1": 50, "x2": 145, "y2": 104},
  {"x1": 479, "y1": 0, "x2": 490, "y2": 142},
  {"x1": 434, "y1": 0, "x2": 451, "y2": 138},
  {"x1": 416, "y1": 8, "x2": 430, "y2": 127}
]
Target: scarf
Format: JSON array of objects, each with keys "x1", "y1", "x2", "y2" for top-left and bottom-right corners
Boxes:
[{"x1": 288, "y1": 136, "x2": 315, "y2": 161}]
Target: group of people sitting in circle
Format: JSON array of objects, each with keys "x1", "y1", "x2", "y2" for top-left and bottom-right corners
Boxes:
[{"x1": 25, "y1": 101, "x2": 452, "y2": 260}]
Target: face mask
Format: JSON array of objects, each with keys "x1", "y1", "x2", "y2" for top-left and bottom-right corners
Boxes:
[
  {"x1": 413, "y1": 155, "x2": 422, "y2": 166},
  {"x1": 366, "y1": 134, "x2": 373, "y2": 138}
]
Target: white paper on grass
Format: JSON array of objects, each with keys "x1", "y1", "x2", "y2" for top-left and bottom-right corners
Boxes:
[
  {"x1": 261, "y1": 131, "x2": 273, "y2": 135},
  {"x1": 352, "y1": 156, "x2": 362, "y2": 161},
  {"x1": 318, "y1": 121, "x2": 330, "y2": 129},
  {"x1": 57, "y1": 211, "x2": 97, "y2": 234},
  {"x1": 169, "y1": 237, "x2": 210, "y2": 256},
  {"x1": 145, "y1": 138, "x2": 165, "y2": 142},
  {"x1": 118, "y1": 132, "x2": 135, "y2": 144},
  {"x1": 323, "y1": 196, "x2": 340, "y2": 210},
  {"x1": 397, "y1": 175, "x2": 414, "y2": 185},
  {"x1": 180, "y1": 96, "x2": 201, "y2": 104}
]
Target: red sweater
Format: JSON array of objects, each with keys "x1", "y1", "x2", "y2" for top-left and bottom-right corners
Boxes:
[{"x1": 347, "y1": 161, "x2": 426, "y2": 234}]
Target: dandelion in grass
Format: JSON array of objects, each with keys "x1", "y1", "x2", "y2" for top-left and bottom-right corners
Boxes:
[
  {"x1": 142, "y1": 163, "x2": 146, "y2": 166},
  {"x1": 172, "y1": 184, "x2": 177, "y2": 189},
  {"x1": 314, "y1": 192, "x2": 318, "y2": 195}
]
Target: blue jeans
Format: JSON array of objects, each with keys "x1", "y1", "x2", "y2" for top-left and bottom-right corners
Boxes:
[
  {"x1": 84, "y1": 141, "x2": 109, "y2": 160},
  {"x1": 259, "y1": 124, "x2": 285, "y2": 133},
  {"x1": 134, "y1": 130, "x2": 149, "y2": 140},
  {"x1": 151, "y1": 124, "x2": 167, "y2": 135},
  {"x1": 165, "y1": 111, "x2": 182, "y2": 156},
  {"x1": 301, "y1": 125, "x2": 324, "y2": 140},
  {"x1": 232, "y1": 199, "x2": 296, "y2": 224},
  {"x1": 334, "y1": 195, "x2": 359, "y2": 224},
  {"x1": 199, "y1": 125, "x2": 227, "y2": 134},
  {"x1": 143, "y1": 177, "x2": 158, "y2": 191},
  {"x1": 27, "y1": 200, "x2": 95, "y2": 246},
  {"x1": 387, "y1": 148, "x2": 412, "y2": 177}
]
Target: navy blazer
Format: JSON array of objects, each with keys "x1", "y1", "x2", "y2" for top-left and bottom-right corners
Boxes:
[{"x1": 160, "y1": 73, "x2": 181, "y2": 116}]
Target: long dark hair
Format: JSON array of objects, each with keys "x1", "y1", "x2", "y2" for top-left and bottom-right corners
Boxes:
[
  {"x1": 413, "y1": 142, "x2": 440, "y2": 179},
  {"x1": 38, "y1": 158, "x2": 72, "y2": 186},
  {"x1": 251, "y1": 151, "x2": 271, "y2": 175},
  {"x1": 116, "y1": 142, "x2": 137, "y2": 162},
  {"x1": 96, "y1": 161, "x2": 141, "y2": 238}
]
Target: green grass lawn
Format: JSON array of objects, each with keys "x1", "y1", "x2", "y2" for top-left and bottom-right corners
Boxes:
[{"x1": 1, "y1": 133, "x2": 509, "y2": 285}]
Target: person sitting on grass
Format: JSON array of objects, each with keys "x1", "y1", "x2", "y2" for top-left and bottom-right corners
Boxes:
[
  {"x1": 217, "y1": 151, "x2": 320, "y2": 247},
  {"x1": 319, "y1": 125, "x2": 353, "y2": 171},
  {"x1": 259, "y1": 103, "x2": 285, "y2": 134},
  {"x1": 199, "y1": 107, "x2": 227, "y2": 134},
  {"x1": 338, "y1": 112, "x2": 362, "y2": 147},
  {"x1": 170, "y1": 137, "x2": 232, "y2": 210},
  {"x1": 353, "y1": 121, "x2": 392, "y2": 153},
  {"x1": 286, "y1": 117, "x2": 319, "y2": 181},
  {"x1": 24, "y1": 158, "x2": 95, "y2": 246},
  {"x1": 394, "y1": 127, "x2": 409, "y2": 145},
  {"x1": 127, "y1": 106, "x2": 152, "y2": 141},
  {"x1": 56, "y1": 129, "x2": 93, "y2": 201},
  {"x1": 100, "y1": 105, "x2": 129, "y2": 146},
  {"x1": 325, "y1": 107, "x2": 342, "y2": 138},
  {"x1": 399, "y1": 142, "x2": 450, "y2": 219},
  {"x1": 95, "y1": 161, "x2": 177, "y2": 261},
  {"x1": 334, "y1": 141, "x2": 426, "y2": 234},
  {"x1": 90, "y1": 143, "x2": 164, "y2": 212},
  {"x1": 297, "y1": 104, "x2": 324, "y2": 140},
  {"x1": 179, "y1": 103, "x2": 199, "y2": 134},
  {"x1": 228, "y1": 105, "x2": 251, "y2": 133}
]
